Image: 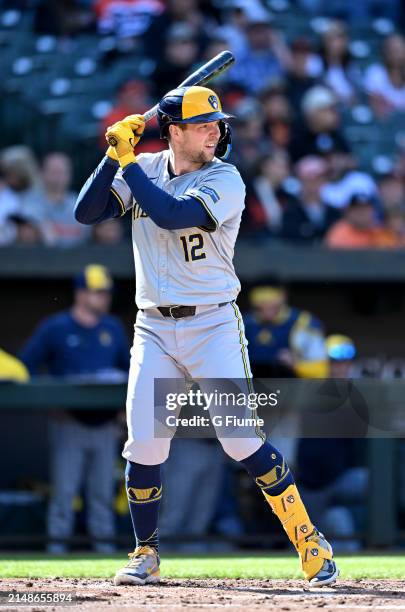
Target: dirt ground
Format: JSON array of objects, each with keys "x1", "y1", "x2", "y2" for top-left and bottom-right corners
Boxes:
[{"x1": 1, "y1": 578, "x2": 404, "y2": 611}]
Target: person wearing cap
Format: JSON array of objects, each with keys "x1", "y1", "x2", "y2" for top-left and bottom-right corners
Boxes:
[
  {"x1": 75, "y1": 76, "x2": 339, "y2": 584},
  {"x1": 297, "y1": 333, "x2": 368, "y2": 551},
  {"x1": 324, "y1": 192, "x2": 400, "y2": 248},
  {"x1": 289, "y1": 85, "x2": 350, "y2": 163},
  {"x1": 19, "y1": 264, "x2": 130, "y2": 553},
  {"x1": 244, "y1": 285, "x2": 328, "y2": 379},
  {"x1": 326, "y1": 334, "x2": 356, "y2": 378}
]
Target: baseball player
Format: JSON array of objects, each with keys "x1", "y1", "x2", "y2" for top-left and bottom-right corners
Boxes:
[{"x1": 75, "y1": 85, "x2": 338, "y2": 587}]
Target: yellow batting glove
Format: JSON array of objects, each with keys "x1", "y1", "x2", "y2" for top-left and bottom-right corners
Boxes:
[
  {"x1": 123, "y1": 114, "x2": 145, "y2": 148},
  {"x1": 106, "y1": 145, "x2": 119, "y2": 162},
  {"x1": 105, "y1": 115, "x2": 145, "y2": 169},
  {"x1": 106, "y1": 121, "x2": 137, "y2": 168}
]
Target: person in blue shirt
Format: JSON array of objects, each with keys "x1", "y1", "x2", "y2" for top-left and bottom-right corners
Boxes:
[
  {"x1": 20, "y1": 264, "x2": 130, "y2": 553},
  {"x1": 244, "y1": 285, "x2": 328, "y2": 379}
]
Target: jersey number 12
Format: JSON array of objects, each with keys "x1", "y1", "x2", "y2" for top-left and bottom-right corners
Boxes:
[{"x1": 180, "y1": 233, "x2": 206, "y2": 262}]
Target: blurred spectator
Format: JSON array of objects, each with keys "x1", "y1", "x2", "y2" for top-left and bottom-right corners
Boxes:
[
  {"x1": 20, "y1": 265, "x2": 130, "y2": 553},
  {"x1": 320, "y1": 20, "x2": 359, "y2": 106},
  {"x1": 284, "y1": 37, "x2": 319, "y2": 115},
  {"x1": 34, "y1": 0, "x2": 96, "y2": 36},
  {"x1": 7, "y1": 213, "x2": 43, "y2": 245},
  {"x1": 377, "y1": 170, "x2": 405, "y2": 212},
  {"x1": 229, "y1": 98, "x2": 268, "y2": 179},
  {"x1": 215, "y1": 1, "x2": 251, "y2": 58},
  {"x1": 29, "y1": 153, "x2": 89, "y2": 247},
  {"x1": 100, "y1": 80, "x2": 163, "y2": 154},
  {"x1": 260, "y1": 88, "x2": 293, "y2": 149},
  {"x1": 0, "y1": 146, "x2": 42, "y2": 215},
  {"x1": 244, "y1": 149, "x2": 292, "y2": 235},
  {"x1": 281, "y1": 156, "x2": 340, "y2": 242},
  {"x1": 244, "y1": 285, "x2": 328, "y2": 379},
  {"x1": 0, "y1": 167, "x2": 19, "y2": 246},
  {"x1": 298, "y1": 333, "x2": 368, "y2": 551},
  {"x1": 0, "y1": 348, "x2": 29, "y2": 382},
  {"x1": 229, "y1": 12, "x2": 290, "y2": 95},
  {"x1": 152, "y1": 22, "x2": 200, "y2": 98},
  {"x1": 95, "y1": 0, "x2": 164, "y2": 42},
  {"x1": 144, "y1": 0, "x2": 215, "y2": 61},
  {"x1": 289, "y1": 86, "x2": 350, "y2": 162},
  {"x1": 298, "y1": 0, "x2": 400, "y2": 23},
  {"x1": 321, "y1": 151, "x2": 378, "y2": 210},
  {"x1": 325, "y1": 193, "x2": 399, "y2": 248},
  {"x1": 383, "y1": 207, "x2": 405, "y2": 246},
  {"x1": 364, "y1": 33, "x2": 405, "y2": 117},
  {"x1": 91, "y1": 218, "x2": 124, "y2": 245}
]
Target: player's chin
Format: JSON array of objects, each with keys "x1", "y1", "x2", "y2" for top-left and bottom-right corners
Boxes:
[{"x1": 203, "y1": 147, "x2": 216, "y2": 161}]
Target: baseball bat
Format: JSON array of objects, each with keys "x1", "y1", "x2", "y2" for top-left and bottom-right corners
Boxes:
[{"x1": 107, "y1": 50, "x2": 235, "y2": 146}]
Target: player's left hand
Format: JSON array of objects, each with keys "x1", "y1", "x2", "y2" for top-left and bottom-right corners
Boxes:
[{"x1": 105, "y1": 115, "x2": 145, "y2": 169}]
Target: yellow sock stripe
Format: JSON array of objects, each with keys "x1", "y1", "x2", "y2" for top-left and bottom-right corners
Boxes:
[
  {"x1": 110, "y1": 187, "x2": 126, "y2": 216},
  {"x1": 192, "y1": 194, "x2": 219, "y2": 229},
  {"x1": 261, "y1": 467, "x2": 291, "y2": 492},
  {"x1": 127, "y1": 494, "x2": 162, "y2": 505},
  {"x1": 231, "y1": 302, "x2": 266, "y2": 442}
]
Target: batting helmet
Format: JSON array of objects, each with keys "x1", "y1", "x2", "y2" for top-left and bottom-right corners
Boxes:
[{"x1": 157, "y1": 86, "x2": 233, "y2": 159}]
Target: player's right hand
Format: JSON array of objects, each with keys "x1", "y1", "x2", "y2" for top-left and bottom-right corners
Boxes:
[{"x1": 122, "y1": 114, "x2": 145, "y2": 148}]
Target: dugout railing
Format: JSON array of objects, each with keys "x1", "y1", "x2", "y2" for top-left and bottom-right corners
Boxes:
[{"x1": 0, "y1": 379, "x2": 401, "y2": 549}]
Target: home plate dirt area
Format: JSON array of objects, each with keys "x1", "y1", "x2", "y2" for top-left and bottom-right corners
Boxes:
[{"x1": 1, "y1": 578, "x2": 405, "y2": 611}]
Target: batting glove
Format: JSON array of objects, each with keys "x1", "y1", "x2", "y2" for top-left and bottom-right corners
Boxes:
[{"x1": 105, "y1": 114, "x2": 145, "y2": 169}]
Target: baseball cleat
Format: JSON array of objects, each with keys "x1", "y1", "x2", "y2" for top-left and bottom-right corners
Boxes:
[
  {"x1": 306, "y1": 531, "x2": 339, "y2": 587},
  {"x1": 113, "y1": 545, "x2": 160, "y2": 586}
]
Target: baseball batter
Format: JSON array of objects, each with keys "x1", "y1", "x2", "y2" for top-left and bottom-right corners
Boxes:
[{"x1": 75, "y1": 85, "x2": 338, "y2": 587}]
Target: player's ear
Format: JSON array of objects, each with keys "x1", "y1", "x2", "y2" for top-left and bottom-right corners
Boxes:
[{"x1": 168, "y1": 124, "x2": 183, "y2": 142}]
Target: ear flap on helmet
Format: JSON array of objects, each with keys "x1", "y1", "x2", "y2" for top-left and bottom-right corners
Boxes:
[{"x1": 215, "y1": 121, "x2": 232, "y2": 160}]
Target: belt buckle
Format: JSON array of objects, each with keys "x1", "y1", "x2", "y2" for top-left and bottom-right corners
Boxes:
[{"x1": 169, "y1": 305, "x2": 182, "y2": 319}]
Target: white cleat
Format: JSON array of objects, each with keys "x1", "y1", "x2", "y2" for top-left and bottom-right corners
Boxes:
[
  {"x1": 309, "y1": 558, "x2": 340, "y2": 587},
  {"x1": 113, "y1": 545, "x2": 160, "y2": 586}
]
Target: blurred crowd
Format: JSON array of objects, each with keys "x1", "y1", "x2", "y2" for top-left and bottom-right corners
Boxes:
[{"x1": 1, "y1": 0, "x2": 405, "y2": 247}]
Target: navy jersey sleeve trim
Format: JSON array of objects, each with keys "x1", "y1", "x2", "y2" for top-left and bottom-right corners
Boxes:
[
  {"x1": 122, "y1": 162, "x2": 213, "y2": 231},
  {"x1": 74, "y1": 157, "x2": 122, "y2": 224}
]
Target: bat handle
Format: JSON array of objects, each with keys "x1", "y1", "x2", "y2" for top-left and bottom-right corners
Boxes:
[{"x1": 143, "y1": 103, "x2": 159, "y2": 123}]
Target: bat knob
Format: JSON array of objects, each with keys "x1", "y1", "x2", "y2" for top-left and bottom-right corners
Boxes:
[{"x1": 107, "y1": 136, "x2": 118, "y2": 146}]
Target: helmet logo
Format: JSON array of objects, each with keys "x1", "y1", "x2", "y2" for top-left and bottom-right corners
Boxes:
[{"x1": 208, "y1": 95, "x2": 218, "y2": 110}]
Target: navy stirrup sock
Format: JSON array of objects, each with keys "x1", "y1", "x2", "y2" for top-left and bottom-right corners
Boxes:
[
  {"x1": 240, "y1": 441, "x2": 295, "y2": 496},
  {"x1": 125, "y1": 460, "x2": 162, "y2": 552}
]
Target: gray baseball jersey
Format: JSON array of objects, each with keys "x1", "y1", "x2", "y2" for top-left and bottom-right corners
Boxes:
[{"x1": 110, "y1": 149, "x2": 245, "y2": 308}]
